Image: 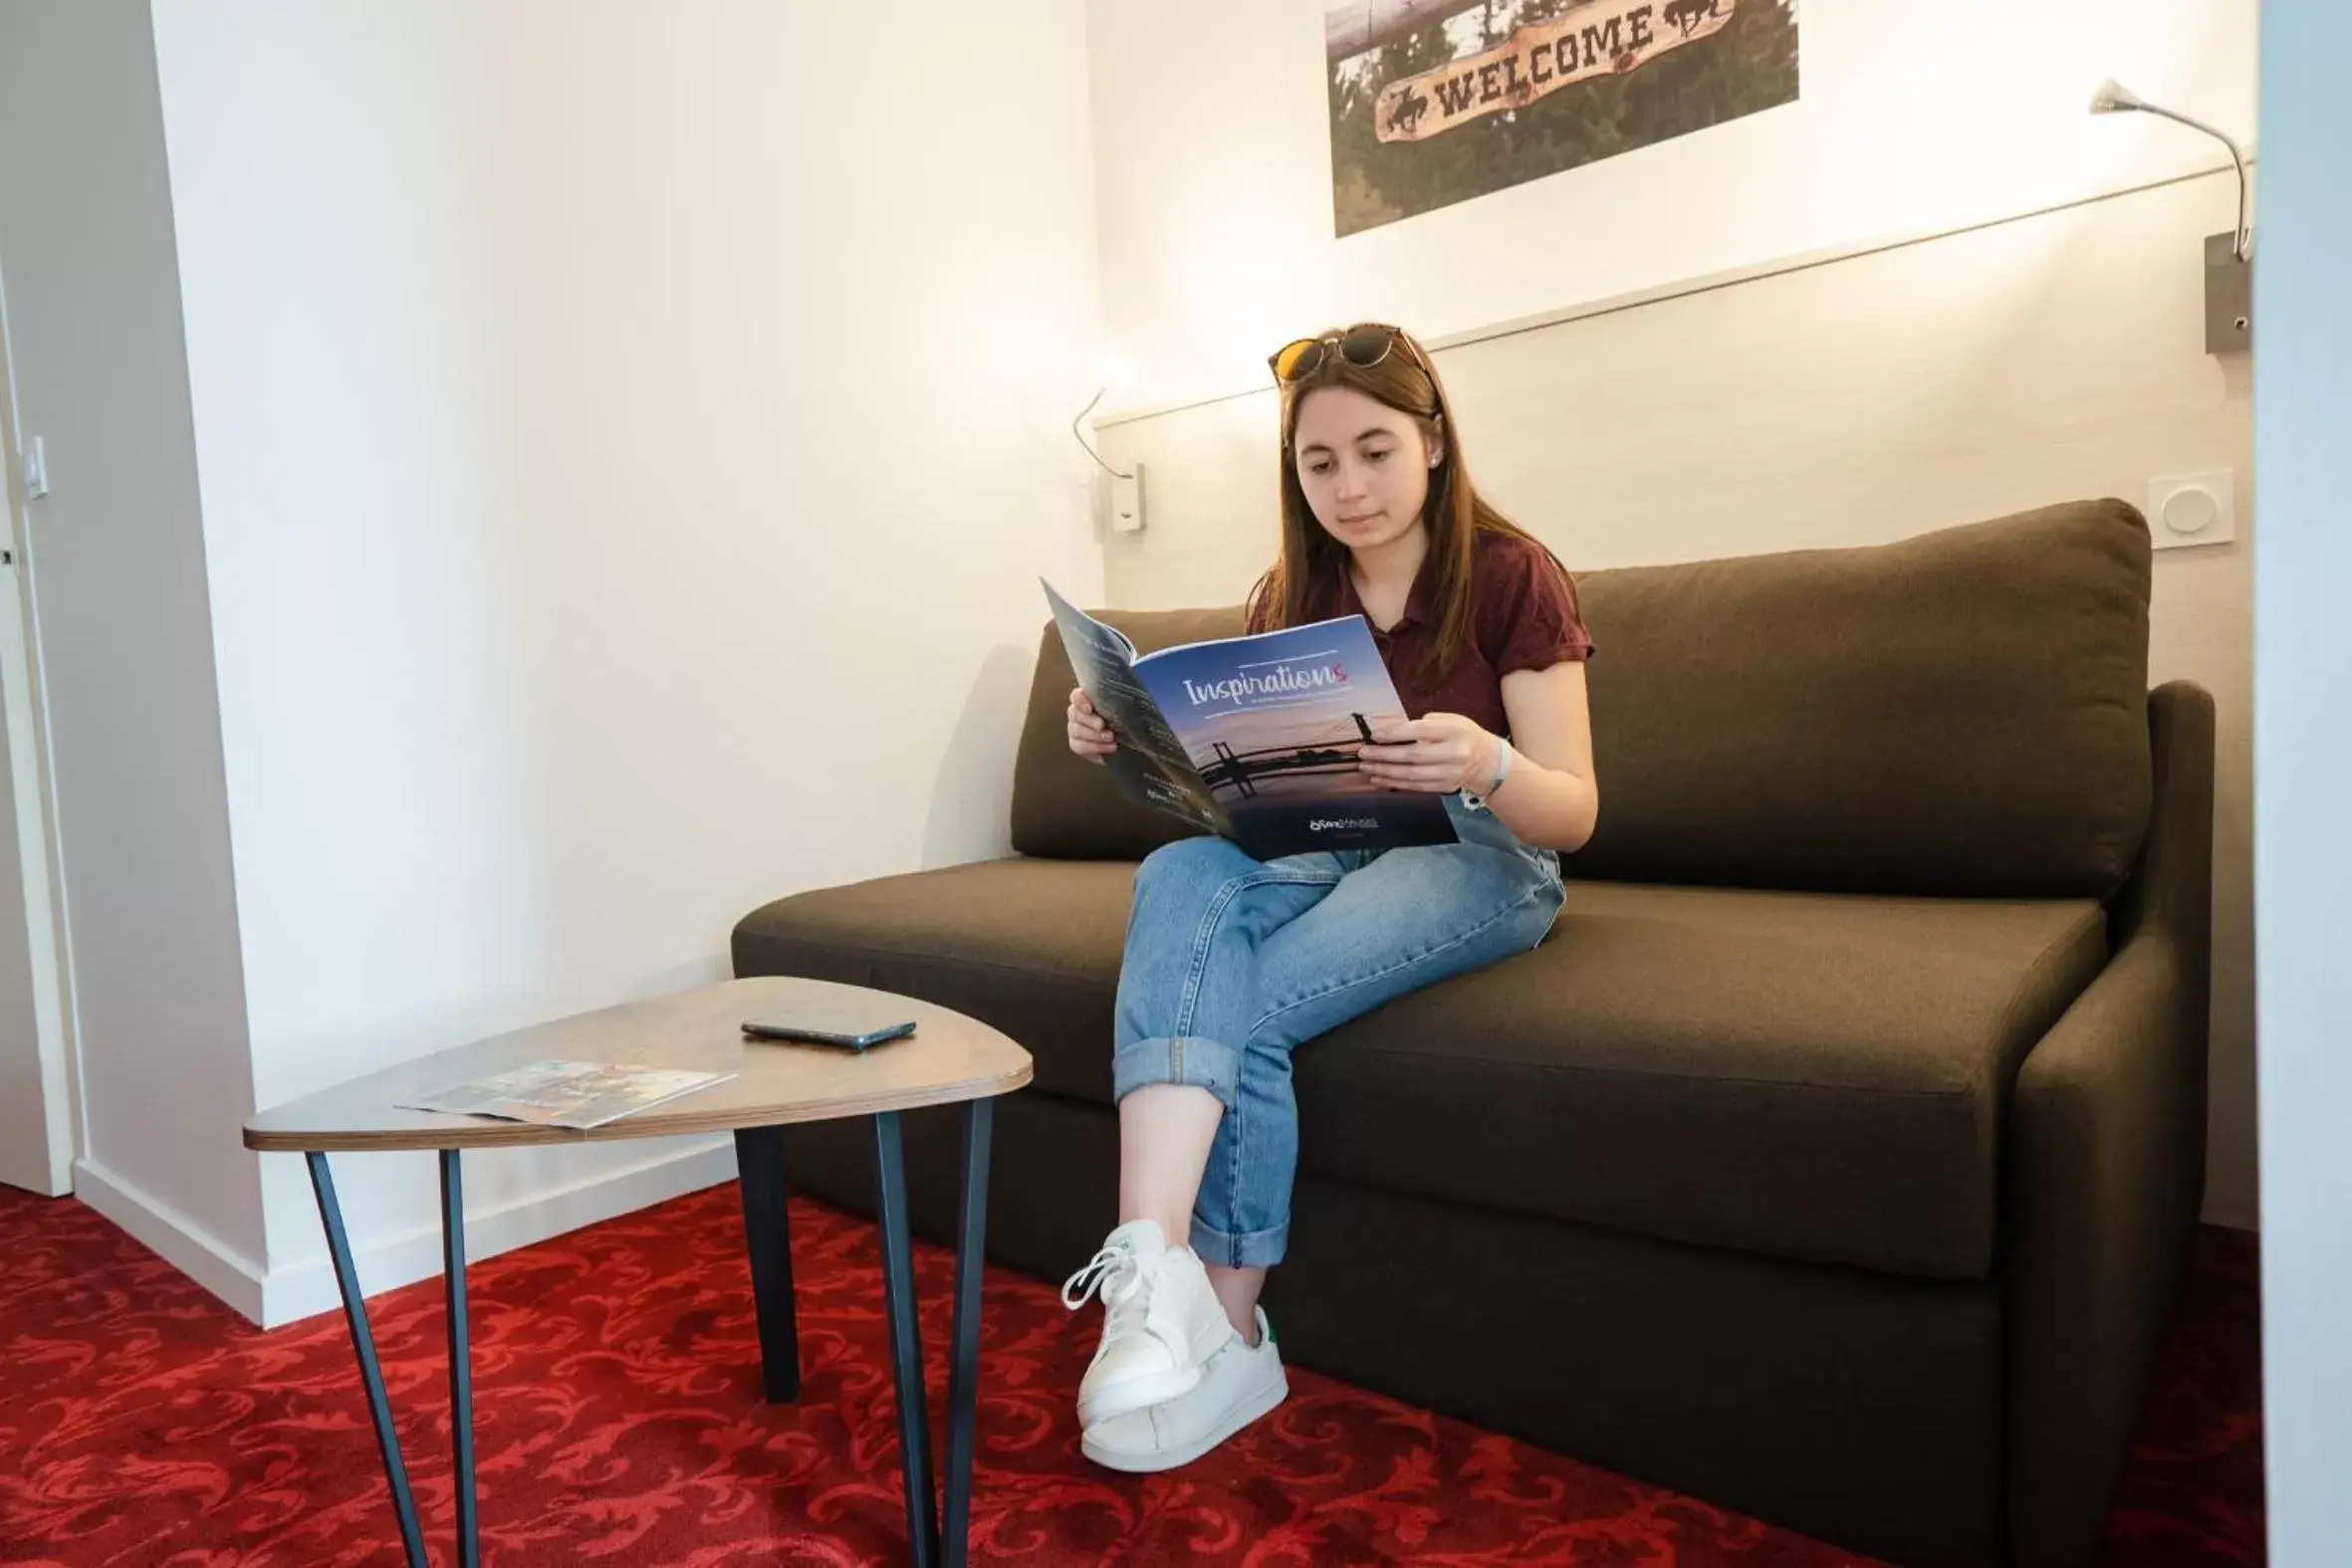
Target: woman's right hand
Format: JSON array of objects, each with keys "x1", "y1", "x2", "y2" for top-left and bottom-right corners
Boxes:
[{"x1": 1067, "y1": 686, "x2": 1117, "y2": 764}]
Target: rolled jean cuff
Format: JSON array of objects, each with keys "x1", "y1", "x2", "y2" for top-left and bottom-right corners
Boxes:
[
  {"x1": 1190, "y1": 1216, "x2": 1289, "y2": 1269},
  {"x1": 1112, "y1": 1033, "x2": 1241, "y2": 1109}
]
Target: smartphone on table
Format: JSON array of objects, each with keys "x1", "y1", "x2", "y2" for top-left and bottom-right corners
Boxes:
[{"x1": 741, "y1": 1016, "x2": 917, "y2": 1051}]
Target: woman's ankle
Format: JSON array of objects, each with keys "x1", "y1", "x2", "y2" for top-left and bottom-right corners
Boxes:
[{"x1": 1202, "y1": 1261, "x2": 1268, "y2": 1344}]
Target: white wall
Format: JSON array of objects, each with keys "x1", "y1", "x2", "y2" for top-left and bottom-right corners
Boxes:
[
  {"x1": 1087, "y1": 0, "x2": 2258, "y2": 419},
  {"x1": 1086, "y1": 0, "x2": 2261, "y2": 1227},
  {"x1": 147, "y1": 0, "x2": 1106, "y2": 1324},
  {"x1": 2252, "y1": 1, "x2": 2352, "y2": 1557},
  {"x1": 0, "y1": 1, "x2": 264, "y2": 1291}
]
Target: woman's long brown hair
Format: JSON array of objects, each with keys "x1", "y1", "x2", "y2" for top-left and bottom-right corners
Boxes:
[{"x1": 1249, "y1": 322, "x2": 1566, "y2": 690}]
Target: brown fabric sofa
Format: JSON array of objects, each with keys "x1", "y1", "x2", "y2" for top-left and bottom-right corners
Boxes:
[{"x1": 732, "y1": 499, "x2": 2213, "y2": 1568}]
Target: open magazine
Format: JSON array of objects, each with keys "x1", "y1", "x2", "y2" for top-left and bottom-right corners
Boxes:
[
  {"x1": 1044, "y1": 580, "x2": 1457, "y2": 860},
  {"x1": 399, "y1": 1059, "x2": 735, "y2": 1131}
]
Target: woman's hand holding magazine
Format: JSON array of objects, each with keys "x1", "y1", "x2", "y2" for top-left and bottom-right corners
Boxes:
[
  {"x1": 1068, "y1": 686, "x2": 1118, "y2": 763},
  {"x1": 1358, "y1": 713, "x2": 1497, "y2": 793}
]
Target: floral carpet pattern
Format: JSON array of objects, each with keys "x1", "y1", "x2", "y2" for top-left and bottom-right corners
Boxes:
[{"x1": 0, "y1": 1182, "x2": 2261, "y2": 1566}]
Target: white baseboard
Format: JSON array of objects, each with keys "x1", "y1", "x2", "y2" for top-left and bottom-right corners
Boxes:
[
  {"x1": 74, "y1": 1157, "x2": 272, "y2": 1322},
  {"x1": 257, "y1": 1135, "x2": 741, "y2": 1329},
  {"x1": 76, "y1": 1138, "x2": 742, "y2": 1330}
]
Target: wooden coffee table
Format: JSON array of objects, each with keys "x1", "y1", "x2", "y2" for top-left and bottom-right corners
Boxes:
[{"x1": 243, "y1": 976, "x2": 1033, "y2": 1568}]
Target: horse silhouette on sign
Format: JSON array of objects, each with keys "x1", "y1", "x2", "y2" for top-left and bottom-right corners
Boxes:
[
  {"x1": 1663, "y1": 0, "x2": 1724, "y2": 37},
  {"x1": 1383, "y1": 81, "x2": 1431, "y2": 136}
]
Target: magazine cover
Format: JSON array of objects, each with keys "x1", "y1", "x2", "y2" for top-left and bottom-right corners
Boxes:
[
  {"x1": 1045, "y1": 581, "x2": 1458, "y2": 859},
  {"x1": 399, "y1": 1059, "x2": 735, "y2": 1131}
]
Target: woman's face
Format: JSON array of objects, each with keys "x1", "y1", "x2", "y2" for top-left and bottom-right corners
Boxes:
[{"x1": 1291, "y1": 384, "x2": 1440, "y2": 554}]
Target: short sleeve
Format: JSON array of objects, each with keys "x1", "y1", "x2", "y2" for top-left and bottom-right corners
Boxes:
[{"x1": 1483, "y1": 536, "x2": 1594, "y2": 675}]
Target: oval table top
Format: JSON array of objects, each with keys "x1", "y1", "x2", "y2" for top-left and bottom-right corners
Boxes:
[{"x1": 244, "y1": 976, "x2": 1033, "y2": 1154}]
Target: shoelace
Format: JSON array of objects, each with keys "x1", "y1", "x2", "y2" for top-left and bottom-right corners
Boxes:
[{"x1": 1061, "y1": 1236, "x2": 1145, "y2": 1315}]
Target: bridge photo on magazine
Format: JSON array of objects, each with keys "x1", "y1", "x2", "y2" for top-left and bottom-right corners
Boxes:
[{"x1": 1044, "y1": 581, "x2": 1458, "y2": 860}]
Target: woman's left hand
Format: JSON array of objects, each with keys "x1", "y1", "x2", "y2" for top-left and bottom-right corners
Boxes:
[{"x1": 1357, "y1": 713, "x2": 1500, "y2": 793}]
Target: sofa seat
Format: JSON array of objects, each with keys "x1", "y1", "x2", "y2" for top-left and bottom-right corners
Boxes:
[{"x1": 733, "y1": 856, "x2": 2107, "y2": 1281}]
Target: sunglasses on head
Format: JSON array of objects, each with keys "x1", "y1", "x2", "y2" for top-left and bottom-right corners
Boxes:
[{"x1": 1270, "y1": 324, "x2": 1417, "y2": 383}]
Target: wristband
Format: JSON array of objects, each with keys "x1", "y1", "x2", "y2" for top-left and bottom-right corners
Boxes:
[{"x1": 1460, "y1": 735, "x2": 1512, "y2": 812}]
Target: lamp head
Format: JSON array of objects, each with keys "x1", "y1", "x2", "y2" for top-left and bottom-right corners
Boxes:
[{"x1": 2089, "y1": 79, "x2": 2147, "y2": 114}]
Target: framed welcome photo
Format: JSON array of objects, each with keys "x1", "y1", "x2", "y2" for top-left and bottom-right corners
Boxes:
[{"x1": 1325, "y1": 0, "x2": 1800, "y2": 236}]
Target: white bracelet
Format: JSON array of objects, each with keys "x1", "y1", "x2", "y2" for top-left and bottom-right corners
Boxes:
[{"x1": 1460, "y1": 736, "x2": 1512, "y2": 812}]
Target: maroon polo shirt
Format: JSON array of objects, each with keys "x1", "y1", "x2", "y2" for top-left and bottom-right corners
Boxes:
[{"x1": 1249, "y1": 530, "x2": 1593, "y2": 740}]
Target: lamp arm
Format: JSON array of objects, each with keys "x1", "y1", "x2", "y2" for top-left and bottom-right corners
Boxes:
[
  {"x1": 2137, "y1": 103, "x2": 2252, "y2": 260},
  {"x1": 1071, "y1": 387, "x2": 1133, "y2": 481}
]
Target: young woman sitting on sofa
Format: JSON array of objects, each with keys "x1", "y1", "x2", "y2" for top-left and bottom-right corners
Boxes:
[{"x1": 1058, "y1": 322, "x2": 1601, "y2": 1471}]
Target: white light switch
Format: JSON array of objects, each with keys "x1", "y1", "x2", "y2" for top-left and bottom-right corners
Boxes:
[{"x1": 2148, "y1": 470, "x2": 2235, "y2": 551}]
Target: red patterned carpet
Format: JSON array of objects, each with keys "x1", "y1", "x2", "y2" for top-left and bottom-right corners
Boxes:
[{"x1": 0, "y1": 1182, "x2": 2261, "y2": 1566}]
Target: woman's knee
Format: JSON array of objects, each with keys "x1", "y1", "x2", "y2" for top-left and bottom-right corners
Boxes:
[
  {"x1": 1134, "y1": 835, "x2": 1253, "y2": 903},
  {"x1": 1519, "y1": 875, "x2": 1568, "y2": 950}
]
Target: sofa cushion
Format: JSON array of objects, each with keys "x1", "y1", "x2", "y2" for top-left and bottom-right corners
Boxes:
[
  {"x1": 732, "y1": 855, "x2": 1133, "y2": 1094},
  {"x1": 733, "y1": 860, "x2": 2108, "y2": 1280},
  {"x1": 1568, "y1": 500, "x2": 2153, "y2": 898},
  {"x1": 1009, "y1": 501, "x2": 2153, "y2": 897}
]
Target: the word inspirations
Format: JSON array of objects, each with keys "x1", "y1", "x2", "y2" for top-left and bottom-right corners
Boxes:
[{"x1": 1181, "y1": 653, "x2": 1352, "y2": 714}]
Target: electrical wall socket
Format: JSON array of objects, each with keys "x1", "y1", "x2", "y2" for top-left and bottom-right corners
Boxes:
[
  {"x1": 1109, "y1": 463, "x2": 1145, "y2": 534},
  {"x1": 2147, "y1": 469, "x2": 2235, "y2": 551}
]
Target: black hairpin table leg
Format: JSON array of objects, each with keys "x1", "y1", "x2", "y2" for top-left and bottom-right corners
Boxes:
[
  {"x1": 940, "y1": 1097, "x2": 994, "y2": 1568},
  {"x1": 307, "y1": 1151, "x2": 429, "y2": 1568},
  {"x1": 439, "y1": 1150, "x2": 480, "y2": 1568},
  {"x1": 734, "y1": 1125, "x2": 802, "y2": 1402},
  {"x1": 872, "y1": 1111, "x2": 940, "y2": 1568}
]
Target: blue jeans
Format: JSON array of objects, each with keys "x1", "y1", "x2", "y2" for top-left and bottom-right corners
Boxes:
[{"x1": 1111, "y1": 793, "x2": 1566, "y2": 1268}]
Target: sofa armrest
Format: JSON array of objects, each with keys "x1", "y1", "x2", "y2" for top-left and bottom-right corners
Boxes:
[
  {"x1": 2109, "y1": 683, "x2": 2220, "y2": 968},
  {"x1": 2004, "y1": 681, "x2": 2215, "y2": 1568}
]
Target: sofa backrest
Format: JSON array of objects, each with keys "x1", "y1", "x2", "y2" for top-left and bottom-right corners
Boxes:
[{"x1": 1011, "y1": 499, "x2": 2155, "y2": 899}]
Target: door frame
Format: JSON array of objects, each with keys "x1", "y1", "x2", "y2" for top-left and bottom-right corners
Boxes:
[{"x1": 0, "y1": 265, "x2": 81, "y2": 1197}]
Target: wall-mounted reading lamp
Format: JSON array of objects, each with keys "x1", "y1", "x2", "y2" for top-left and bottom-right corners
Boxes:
[
  {"x1": 1072, "y1": 356, "x2": 1145, "y2": 533},
  {"x1": 2089, "y1": 79, "x2": 2252, "y2": 354}
]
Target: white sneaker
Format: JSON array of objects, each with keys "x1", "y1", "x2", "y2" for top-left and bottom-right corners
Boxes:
[
  {"x1": 1081, "y1": 1307, "x2": 1288, "y2": 1473},
  {"x1": 1061, "y1": 1219, "x2": 1236, "y2": 1431}
]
